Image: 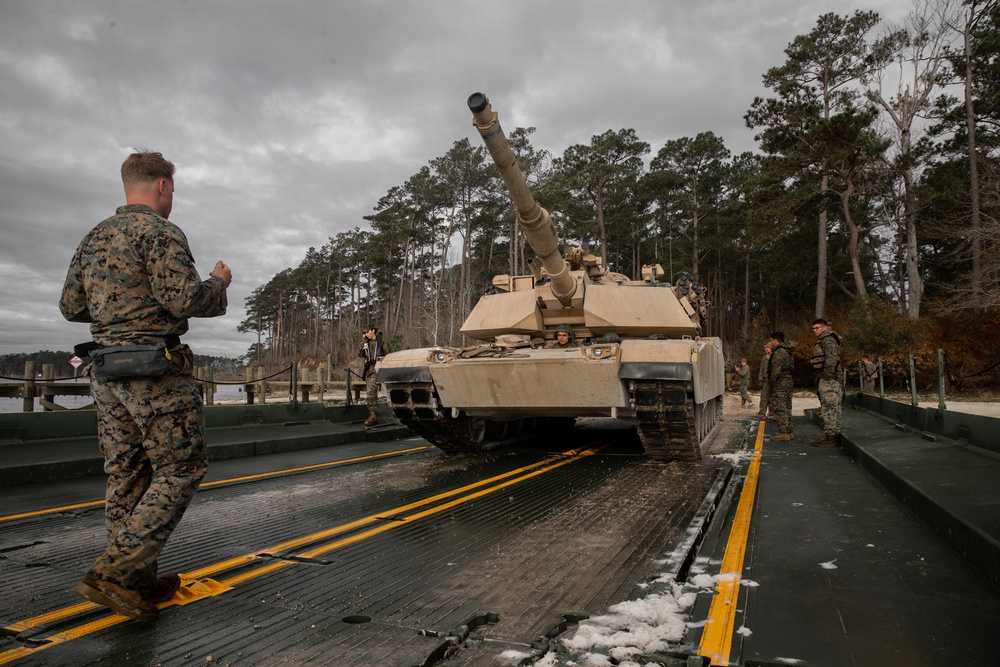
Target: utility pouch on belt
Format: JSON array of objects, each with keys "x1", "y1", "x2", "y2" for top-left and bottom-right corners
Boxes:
[{"x1": 90, "y1": 342, "x2": 171, "y2": 379}]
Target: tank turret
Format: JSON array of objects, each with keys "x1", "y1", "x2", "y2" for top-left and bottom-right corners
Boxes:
[
  {"x1": 459, "y1": 93, "x2": 702, "y2": 344},
  {"x1": 376, "y1": 94, "x2": 725, "y2": 461}
]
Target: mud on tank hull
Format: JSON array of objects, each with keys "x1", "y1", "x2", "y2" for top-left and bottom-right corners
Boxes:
[{"x1": 376, "y1": 337, "x2": 724, "y2": 461}]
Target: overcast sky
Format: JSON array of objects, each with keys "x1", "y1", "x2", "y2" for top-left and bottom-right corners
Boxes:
[{"x1": 0, "y1": 0, "x2": 915, "y2": 361}]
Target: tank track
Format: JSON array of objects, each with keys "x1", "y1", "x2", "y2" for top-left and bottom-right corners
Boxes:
[
  {"x1": 630, "y1": 379, "x2": 721, "y2": 461},
  {"x1": 385, "y1": 382, "x2": 564, "y2": 454}
]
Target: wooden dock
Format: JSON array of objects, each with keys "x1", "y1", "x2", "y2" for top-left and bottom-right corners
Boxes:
[{"x1": 1, "y1": 362, "x2": 369, "y2": 412}]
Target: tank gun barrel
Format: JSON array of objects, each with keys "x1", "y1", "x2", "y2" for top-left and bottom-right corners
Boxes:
[{"x1": 468, "y1": 92, "x2": 576, "y2": 306}]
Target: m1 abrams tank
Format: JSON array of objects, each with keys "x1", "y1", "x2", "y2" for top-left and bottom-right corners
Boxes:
[{"x1": 376, "y1": 93, "x2": 724, "y2": 461}]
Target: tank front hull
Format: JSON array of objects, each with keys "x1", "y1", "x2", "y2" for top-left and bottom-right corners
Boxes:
[{"x1": 377, "y1": 337, "x2": 724, "y2": 460}]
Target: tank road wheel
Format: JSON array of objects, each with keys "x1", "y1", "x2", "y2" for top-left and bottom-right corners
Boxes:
[{"x1": 465, "y1": 416, "x2": 487, "y2": 443}]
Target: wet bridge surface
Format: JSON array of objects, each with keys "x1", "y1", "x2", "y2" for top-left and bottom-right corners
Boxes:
[
  {"x1": 2, "y1": 403, "x2": 1000, "y2": 667},
  {"x1": 0, "y1": 423, "x2": 731, "y2": 666}
]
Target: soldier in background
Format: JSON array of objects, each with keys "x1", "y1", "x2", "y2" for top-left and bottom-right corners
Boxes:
[
  {"x1": 59, "y1": 151, "x2": 231, "y2": 622},
  {"x1": 768, "y1": 332, "x2": 795, "y2": 441},
  {"x1": 810, "y1": 319, "x2": 843, "y2": 447},
  {"x1": 861, "y1": 355, "x2": 878, "y2": 393},
  {"x1": 736, "y1": 358, "x2": 751, "y2": 407},
  {"x1": 359, "y1": 326, "x2": 387, "y2": 427},
  {"x1": 756, "y1": 344, "x2": 772, "y2": 420}
]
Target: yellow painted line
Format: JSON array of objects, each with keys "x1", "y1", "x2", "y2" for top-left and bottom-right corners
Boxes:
[
  {"x1": 2, "y1": 602, "x2": 99, "y2": 634},
  {"x1": 0, "y1": 446, "x2": 431, "y2": 524},
  {"x1": 184, "y1": 447, "x2": 586, "y2": 580},
  {"x1": 0, "y1": 446, "x2": 601, "y2": 664},
  {"x1": 698, "y1": 419, "x2": 766, "y2": 666},
  {"x1": 0, "y1": 614, "x2": 129, "y2": 665},
  {"x1": 198, "y1": 446, "x2": 431, "y2": 488}
]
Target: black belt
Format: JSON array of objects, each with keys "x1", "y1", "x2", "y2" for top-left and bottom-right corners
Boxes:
[{"x1": 74, "y1": 335, "x2": 182, "y2": 360}]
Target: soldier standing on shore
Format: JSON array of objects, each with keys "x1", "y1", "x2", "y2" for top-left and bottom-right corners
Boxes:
[
  {"x1": 768, "y1": 332, "x2": 795, "y2": 441},
  {"x1": 359, "y1": 326, "x2": 386, "y2": 427},
  {"x1": 736, "y1": 358, "x2": 751, "y2": 407},
  {"x1": 861, "y1": 355, "x2": 878, "y2": 393},
  {"x1": 810, "y1": 319, "x2": 843, "y2": 447}
]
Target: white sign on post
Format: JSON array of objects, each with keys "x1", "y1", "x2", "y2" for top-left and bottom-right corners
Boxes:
[{"x1": 69, "y1": 356, "x2": 84, "y2": 369}]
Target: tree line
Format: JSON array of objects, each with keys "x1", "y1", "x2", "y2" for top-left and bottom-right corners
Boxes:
[{"x1": 240, "y1": 1, "x2": 1000, "y2": 377}]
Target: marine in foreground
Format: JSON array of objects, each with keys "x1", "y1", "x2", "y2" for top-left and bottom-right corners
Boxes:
[{"x1": 58, "y1": 151, "x2": 232, "y2": 622}]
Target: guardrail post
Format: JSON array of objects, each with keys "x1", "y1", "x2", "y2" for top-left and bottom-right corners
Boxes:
[
  {"x1": 42, "y1": 364, "x2": 55, "y2": 411},
  {"x1": 23, "y1": 361, "x2": 35, "y2": 412},
  {"x1": 877, "y1": 358, "x2": 885, "y2": 398},
  {"x1": 206, "y1": 367, "x2": 215, "y2": 406},
  {"x1": 937, "y1": 349, "x2": 947, "y2": 412},
  {"x1": 345, "y1": 368, "x2": 352, "y2": 407},
  {"x1": 326, "y1": 354, "x2": 332, "y2": 394},
  {"x1": 257, "y1": 366, "x2": 267, "y2": 404},
  {"x1": 290, "y1": 360, "x2": 299, "y2": 409},
  {"x1": 909, "y1": 355, "x2": 918, "y2": 408},
  {"x1": 245, "y1": 366, "x2": 254, "y2": 405}
]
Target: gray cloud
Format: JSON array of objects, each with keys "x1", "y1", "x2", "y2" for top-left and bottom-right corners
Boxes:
[{"x1": 0, "y1": 0, "x2": 912, "y2": 358}]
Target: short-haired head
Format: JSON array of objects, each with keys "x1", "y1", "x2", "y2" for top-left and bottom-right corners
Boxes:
[
  {"x1": 121, "y1": 151, "x2": 175, "y2": 188},
  {"x1": 770, "y1": 331, "x2": 785, "y2": 342},
  {"x1": 811, "y1": 318, "x2": 829, "y2": 328}
]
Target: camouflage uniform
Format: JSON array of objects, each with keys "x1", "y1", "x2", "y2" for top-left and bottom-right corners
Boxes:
[
  {"x1": 365, "y1": 369, "x2": 379, "y2": 410},
  {"x1": 768, "y1": 343, "x2": 794, "y2": 435},
  {"x1": 60, "y1": 203, "x2": 227, "y2": 597},
  {"x1": 811, "y1": 330, "x2": 843, "y2": 438},
  {"x1": 736, "y1": 362, "x2": 751, "y2": 406},
  {"x1": 359, "y1": 331, "x2": 386, "y2": 425},
  {"x1": 862, "y1": 360, "x2": 878, "y2": 393},
  {"x1": 757, "y1": 352, "x2": 771, "y2": 418}
]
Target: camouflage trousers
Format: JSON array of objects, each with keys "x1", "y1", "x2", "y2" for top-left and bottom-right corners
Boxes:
[
  {"x1": 739, "y1": 381, "x2": 750, "y2": 405},
  {"x1": 366, "y1": 371, "x2": 379, "y2": 410},
  {"x1": 817, "y1": 378, "x2": 843, "y2": 436},
  {"x1": 758, "y1": 383, "x2": 771, "y2": 416},
  {"x1": 769, "y1": 381, "x2": 793, "y2": 434},
  {"x1": 89, "y1": 367, "x2": 208, "y2": 595}
]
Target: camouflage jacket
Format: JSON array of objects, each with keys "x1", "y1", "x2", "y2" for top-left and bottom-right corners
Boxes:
[
  {"x1": 811, "y1": 330, "x2": 842, "y2": 381},
  {"x1": 59, "y1": 204, "x2": 227, "y2": 346},
  {"x1": 768, "y1": 344, "x2": 794, "y2": 386},
  {"x1": 736, "y1": 363, "x2": 750, "y2": 384}
]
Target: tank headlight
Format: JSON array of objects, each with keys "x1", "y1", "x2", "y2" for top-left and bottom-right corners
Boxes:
[
  {"x1": 583, "y1": 344, "x2": 618, "y2": 361},
  {"x1": 429, "y1": 348, "x2": 459, "y2": 363}
]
